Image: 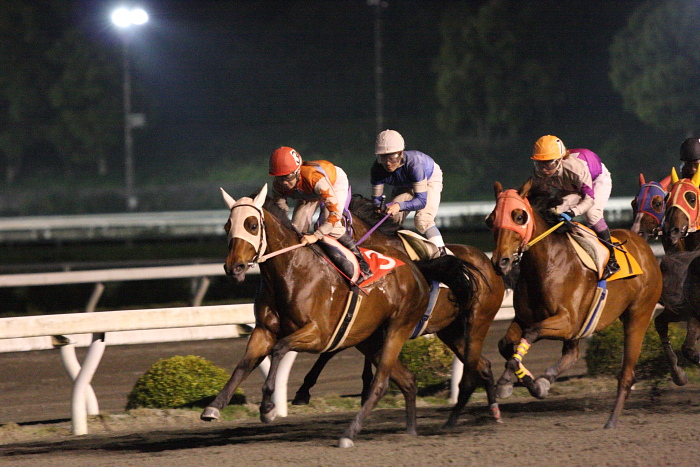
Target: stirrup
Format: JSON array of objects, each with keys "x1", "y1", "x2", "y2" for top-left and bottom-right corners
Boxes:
[{"x1": 602, "y1": 259, "x2": 620, "y2": 280}]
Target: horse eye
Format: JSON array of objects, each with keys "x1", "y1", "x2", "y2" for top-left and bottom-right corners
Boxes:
[
  {"x1": 685, "y1": 192, "x2": 697, "y2": 207},
  {"x1": 511, "y1": 210, "x2": 528, "y2": 225},
  {"x1": 652, "y1": 195, "x2": 663, "y2": 213}
]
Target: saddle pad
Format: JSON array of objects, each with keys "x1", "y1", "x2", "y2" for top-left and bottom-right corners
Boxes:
[
  {"x1": 566, "y1": 228, "x2": 642, "y2": 281},
  {"x1": 396, "y1": 229, "x2": 451, "y2": 260},
  {"x1": 359, "y1": 248, "x2": 407, "y2": 286}
]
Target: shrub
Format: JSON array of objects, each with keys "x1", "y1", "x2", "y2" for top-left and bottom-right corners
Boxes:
[
  {"x1": 126, "y1": 355, "x2": 244, "y2": 410},
  {"x1": 399, "y1": 335, "x2": 454, "y2": 390},
  {"x1": 586, "y1": 321, "x2": 689, "y2": 380}
]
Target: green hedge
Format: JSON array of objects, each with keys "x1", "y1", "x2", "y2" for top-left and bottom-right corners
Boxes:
[
  {"x1": 399, "y1": 335, "x2": 454, "y2": 390},
  {"x1": 586, "y1": 321, "x2": 690, "y2": 380},
  {"x1": 126, "y1": 355, "x2": 244, "y2": 410}
]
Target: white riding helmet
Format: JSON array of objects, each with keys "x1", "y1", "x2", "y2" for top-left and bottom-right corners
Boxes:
[{"x1": 375, "y1": 129, "x2": 405, "y2": 155}]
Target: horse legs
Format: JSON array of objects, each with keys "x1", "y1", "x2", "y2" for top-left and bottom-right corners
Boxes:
[
  {"x1": 339, "y1": 328, "x2": 415, "y2": 448},
  {"x1": 360, "y1": 357, "x2": 374, "y2": 405},
  {"x1": 292, "y1": 350, "x2": 340, "y2": 405},
  {"x1": 201, "y1": 326, "x2": 275, "y2": 421},
  {"x1": 604, "y1": 313, "x2": 648, "y2": 429},
  {"x1": 655, "y1": 309, "x2": 688, "y2": 386},
  {"x1": 534, "y1": 340, "x2": 580, "y2": 398},
  {"x1": 495, "y1": 320, "x2": 523, "y2": 399},
  {"x1": 681, "y1": 316, "x2": 700, "y2": 367}
]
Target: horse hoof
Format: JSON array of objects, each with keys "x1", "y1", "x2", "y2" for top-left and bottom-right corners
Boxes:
[
  {"x1": 532, "y1": 377, "x2": 551, "y2": 399},
  {"x1": 200, "y1": 407, "x2": 220, "y2": 422},
  {"x1": 260, "y1": 407, "x2": 277, "y2": 423},
  {"x1": 671, "y1": 369, "x2": 689, "y2": 386},
  {"x1": 338, "y1": 437, "x2": 355, "y2": 448},
  {"x1": 496, "y1": 383, "x2": 513, "y2": 399},
  {"x1": 292, "y1": 393, "x2": 310, "y2": 405}
]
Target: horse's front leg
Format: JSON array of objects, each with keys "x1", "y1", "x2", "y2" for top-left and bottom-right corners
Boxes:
[
  {"x1": 681, "y1": 316, "x2": 700, "y2": 367},
  {"x1": 258, "y1": 322, "x2": 324, "y2": 422},
  {"x1": 535, "y1": 339, "x2": 580, "y2": 397},
  {"x1": 201, "y1": 326, "x2": 275, "y2": 421},
  {"x1": 495, "y1": 320, "x2": 522, "y2": 399},
  {"x1": 655, "y1": 309, "x2": 688, "y2": 386},
  {"x1": 508, "y1": 309, "x2": 575, "y2": 400}
]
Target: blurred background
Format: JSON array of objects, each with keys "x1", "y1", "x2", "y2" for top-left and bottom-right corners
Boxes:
[{"x1": 2, "y1": 0, "x2": 698, "y2": 216}]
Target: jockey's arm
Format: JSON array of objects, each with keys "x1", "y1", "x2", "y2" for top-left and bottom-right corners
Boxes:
[
  {"x1": 372, "y1": 184, "x2": 385, "y2": 208},
  {"x1": 312, "y1": 176, "x2": 343, "y2": 240},
  {"x1": 397, "y1": 179, "x2": 428, "y2": 212}
]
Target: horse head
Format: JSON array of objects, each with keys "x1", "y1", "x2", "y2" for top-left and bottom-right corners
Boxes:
[
  {"x1": 662, "y1": 167, "x2": 700, "y2": 246},
  {"x1": 220, "y1": 184, "x2": 268, "y2": 283},
  {"x1": 631, "y1": 173, "x2": 668, "y2": 241},
  {"x1": 488, "y1": 179, "x2": 536, "y2": 276}
]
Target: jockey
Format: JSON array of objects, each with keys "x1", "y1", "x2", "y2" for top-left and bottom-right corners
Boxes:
[
  {"x1": 679, "y1": 137, "x2": 700, "y2": 179},
  {"x1": 531, "y1": 135, "x2": 620, "y2": 279},
  {"x1": 269, "y1": 146, "x2": 373, "y2": 282},
  {"x1": 370, "y1": 129, "x2": 447, "y2": 256}
]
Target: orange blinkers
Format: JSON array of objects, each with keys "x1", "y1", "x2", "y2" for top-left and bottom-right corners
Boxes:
[{"x1": 492, "y1": 189, "x2": 535, "y2": 246}]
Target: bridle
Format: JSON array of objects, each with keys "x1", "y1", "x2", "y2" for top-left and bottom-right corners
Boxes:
[
  {"x1": 227, "y1": 201, "x2": 268, "y2": 265},
  {"x1": 491, "y1": 189, "x2": 535, "y2": 264},
  {"x1": 634, "y1": 181, "x2": 666, "y2": 238}
]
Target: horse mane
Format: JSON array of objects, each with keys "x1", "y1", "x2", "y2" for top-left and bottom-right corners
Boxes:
[
  {"x1": 526, "y1": 179, "x2": 573, "y2": 233},
  {"x1": 262, "y1": 197, "x2": 296, "y2": 231},
  {"x1": 349, "y1": 194, "x2": 401, "y2": 236}
]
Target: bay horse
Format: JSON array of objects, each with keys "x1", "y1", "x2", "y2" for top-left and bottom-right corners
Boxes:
[
  {"x1": 488, "y1": 178, "x2": 662, "y2": 428},
  {"x1": 202, "y1": 185, "x2": 478, "y2": 447},
  {"x1": 291, "y1": 195, "x2": 506, "y2": 428},
  {"x1": 630, "y1": 173, "x2": 668, "y2": 243}
]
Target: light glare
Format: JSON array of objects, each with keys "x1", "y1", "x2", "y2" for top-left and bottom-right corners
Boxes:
[{"x1": 111, "y1": 7, "x2": 149, "y2": 28}]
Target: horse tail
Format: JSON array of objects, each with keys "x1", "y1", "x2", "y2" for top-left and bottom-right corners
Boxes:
[{"x1": 415, "y1": 255, "x2": 484, "y2": 320}]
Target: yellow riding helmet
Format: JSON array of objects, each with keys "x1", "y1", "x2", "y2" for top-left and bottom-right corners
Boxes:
[{"x1": 532, "y1": 135, "x2": 567, "y2": 161}]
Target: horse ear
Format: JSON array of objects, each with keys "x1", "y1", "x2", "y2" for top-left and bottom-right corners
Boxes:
[
  {"x1": 639, "y1": 173, "x2": 645, "y2": 186},
  {"x1": 692, "y1": 167, "x2": 700, "y2": 188},
  {"x1": 660, "y1": 175, "x2": 672, "y2": 191},
  {"x1": 519, "y1": 178, "x2": 533, "y2": 198},
  {"x1": 493, "y1": 181, "x2": 503, "y2": 198},
  {"x1": 671, "y1": 167, "x2": 679, "y2": 184},
  {"x1": 220, "y1": 187, "x2": 236, "y2": 210},
  {"x1": 253, "y1": 183, "x2": 268, "y2": 208}
]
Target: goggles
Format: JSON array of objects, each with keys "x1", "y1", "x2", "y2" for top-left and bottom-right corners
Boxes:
[
  {"x1": 275, "y1": 171, "x2": 299, "y2": 183},
  {"x1": 377, "y1": 152, "x2": 402, "y2": 164},
  {"x1": 533, "y1": 158, "x2": 561, "y2": 171}
]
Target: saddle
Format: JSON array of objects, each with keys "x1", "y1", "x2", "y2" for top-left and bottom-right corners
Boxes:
[
  {"x1": 396, "y1": 230, "x2": 451, "y2": 261},
  {"x1": 566, "y1": 223, "x2": 642, "y2": 281}
]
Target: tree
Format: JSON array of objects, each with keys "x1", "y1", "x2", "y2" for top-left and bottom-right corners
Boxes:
[
  {"x1": 609, "y1": 0, "x2": 700, "y2": 133},
  {"x1": 46, "y1": 28, "x2": 121, "y2": 176},
  {"x1": 434, "y1": 0, "x2": 561, "y2": 144}
]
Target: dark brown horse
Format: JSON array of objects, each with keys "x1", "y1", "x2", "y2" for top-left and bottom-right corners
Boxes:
[
  {"x1": 488, "y1": 179, "x2": 662, "y2": 428},
  {"x1": 630, "y1": 173, "x2": 668, "y2": 243},
  {"x1": 656, "y1": 251, "x2": 700, "y2": 385},
  {"x1": 291, "y1": 195, "x2": 506, "y2": 428},
  {"x1": 202, "y1": 185, "x2": 479, "y2": 447}
]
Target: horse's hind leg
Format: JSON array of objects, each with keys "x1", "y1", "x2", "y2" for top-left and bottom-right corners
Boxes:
[
  {"x1": 655, "y1": 309, "x2": 688, "y2": 386},
  {"x1": 339, "y1": 329, "x2": 415, "y2": 448},
  {"x1": 202, "y1": 326, "x2": 275, "y2": 421},
  {"x1": 292, "y1": 350, "x2": 339, "y2": 405},
  {"x1": 681, "y1": 316, "x2": 700, "y2": 367}
]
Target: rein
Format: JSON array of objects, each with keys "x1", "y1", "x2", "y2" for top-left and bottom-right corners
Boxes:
[{"x1": 526, "y1": 221, "x2": 564, "y2": 248}]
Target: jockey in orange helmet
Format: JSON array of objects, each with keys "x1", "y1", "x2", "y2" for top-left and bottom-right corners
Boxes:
[
  {"x1": 269, "y1": 147, "x2": 372, "y2": 281},
  {"x1": 532, "y1": 135, "x2": 620, "y2": 279}
]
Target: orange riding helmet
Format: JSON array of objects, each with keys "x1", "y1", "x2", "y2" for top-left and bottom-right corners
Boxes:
[
  {"x1": 532, "y1": 135, "x2": 567, "y2": 161},
  {"x1": 269, "y1": 147, "x2": 302, "y2": 176}
]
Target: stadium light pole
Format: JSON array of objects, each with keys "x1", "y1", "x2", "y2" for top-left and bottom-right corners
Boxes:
[{"x1": 111, "y1": 6, "x2": 148, "y2": 212}]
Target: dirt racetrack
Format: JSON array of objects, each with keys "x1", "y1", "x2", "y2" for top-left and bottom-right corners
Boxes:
[{"x1": 2, "y1": 321, "x2": 700, "y2": 466}]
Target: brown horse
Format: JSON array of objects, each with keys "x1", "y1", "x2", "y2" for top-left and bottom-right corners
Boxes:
[
  {"x1": 661, "y1": 168, "x2": 700, "y2": 253},
  {"x1": 201, "y1": 185, "x2": 479, "y2": 447},
  {"x1": 291, "y1": 195, "x2": 506, "y2": 428},
  {"x1": 630, "y1": 173, "x2": 668, "y2": 243},
  {"x1": 488, "y1": 179, "x2": 662, "y2": 428}
]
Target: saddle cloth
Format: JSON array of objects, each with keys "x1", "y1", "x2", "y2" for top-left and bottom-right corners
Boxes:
[
  {"x1": 321, "y1": 236, "x2": 405, "y2": 287},
  {"x1": 566, "y1": 224, "x2": 642, "y2": 281}
]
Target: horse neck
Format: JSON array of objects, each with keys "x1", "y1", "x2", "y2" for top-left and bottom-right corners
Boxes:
[
  {"x1": 262, "y1": 208, "x2": 302, "y2": 262},
  {"x1": 353, "y1": 218, "x2": 403, "y2": 250},
  {"x1": 523, "y1": 208, "x2": 569, "y2": 276}
]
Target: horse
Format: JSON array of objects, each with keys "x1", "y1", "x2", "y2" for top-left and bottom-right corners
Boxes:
[
  {"x1": 488, "y1": 178, "x2": 662, "y2": 428},
  {"x1": 655, "y1": 250, "x2": 700, "y2": 385},
  {"x1": 201, "y1": 185, "x2": 479, "y2": 447},
  {"x1": 661, "y1": 168, "x2": 700, "y2": 253},
  {"x1": 630, "y1": 173, "x2": 668, "y2": 243},
  {"x1": 290, "y1": 195, "x2": 506, "y2": 428}
]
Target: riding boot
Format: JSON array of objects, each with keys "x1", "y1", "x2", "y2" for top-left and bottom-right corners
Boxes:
[
  {"x1": 597, "y1": 228, "x2": 621, "y2": 280},
  {"x1": 337, "y1": 233, "x2": 373, "y2": 282}
]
